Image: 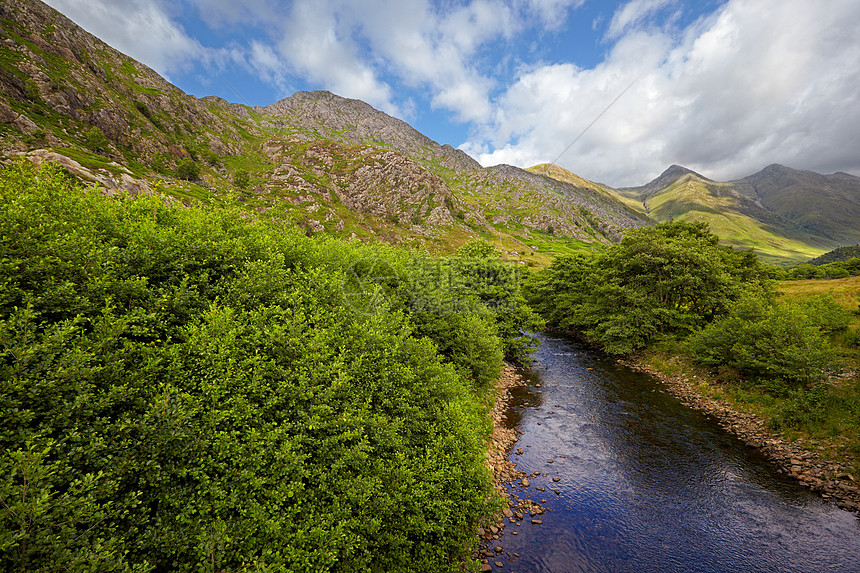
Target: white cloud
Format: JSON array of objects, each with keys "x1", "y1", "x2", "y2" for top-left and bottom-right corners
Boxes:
[
  {"x1": 522, "y1": 0, "x2": 586, "y2": 29},
  {"x1": 191, "y1": 0, "x2": 584, "y2": 123},
  {"x1": 467, "y1": 0, "x2": 860, "y2": 186},
  {"x1": 43, "y1": 0, "x2": 209, "y2": 78},
  {"x1": 273, "y1": 0, "x2": 400, "y2": 115},
  {"x1": 606, "y1": 0, "x2": 673, "y2": 39},
  {"x1": 184, "y1": 0, "x2": 276, "y2": 28}
]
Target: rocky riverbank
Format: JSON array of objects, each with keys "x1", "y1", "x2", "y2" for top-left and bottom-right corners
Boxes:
[
  {"x1": 475, "y1": 365, "x2": 546, "y2": 571},
  {"x1": 621, "y1": 355, "x2": 860, "y2": 516}
]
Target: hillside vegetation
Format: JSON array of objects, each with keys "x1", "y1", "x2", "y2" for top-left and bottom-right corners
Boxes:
[
  {"x1": 0, "y1": 162, "x2": 542, "y2": 572},
  {"x1": 0, "y1": 0, "x2": 648, "y2": 267},
  {"x1": 809, "y1": 246, "x2": 860, "y2": 265}
]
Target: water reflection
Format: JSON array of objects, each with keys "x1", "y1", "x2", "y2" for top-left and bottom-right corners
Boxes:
[{"x1": 494, "y1": 333, "x2": 860, "y2": 573}]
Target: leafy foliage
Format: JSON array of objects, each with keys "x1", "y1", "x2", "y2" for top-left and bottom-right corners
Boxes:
[
  {"x1": 176, "y1": 158, "x2": 200, "y2": 180},
  {"x1": 686, "y1": 296, "x2": 838, "y2": 386},
  {"x1": 526, "y1": 221, "x2": 771, "y2": 354},
  {"x1": 809, "y1": 245, "x2": 860, "y2": 266},
  {"x1": 233, "y1": 169, "x2": 250, "y2": 190},
  {"x1": 0, "y1": 162, "x2": 538, "y2": 571},
  {"x1": 84, "y1": 125, "x2": 109, "y2": 153},
  {"x1": 773, "y1": 258, "x2": 860, "y2": 280}
]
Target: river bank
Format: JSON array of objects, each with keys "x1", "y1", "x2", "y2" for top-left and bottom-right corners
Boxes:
[
  {"x1": 622, "y1": 353, "x2": 860, "y2": 516},
  {"x1": 476, "y1": 365, "x2": 546, "y2": 571}
]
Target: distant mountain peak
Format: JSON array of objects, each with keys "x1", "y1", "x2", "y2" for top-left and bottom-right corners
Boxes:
[
  {"x1": 661, "y1": 164, "x2": 710, "y2": 180},
  {"x1": 618, "y1": 164, "x2": 711, "y2": 199}
]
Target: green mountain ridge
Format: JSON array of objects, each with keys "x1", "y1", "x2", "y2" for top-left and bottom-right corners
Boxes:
[{"x1": 539, "y1": 162, "x2": 859, "y2": 265}]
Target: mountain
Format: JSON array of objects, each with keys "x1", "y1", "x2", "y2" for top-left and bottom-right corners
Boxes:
[
  {"x1": 731, "y1": 164, "x2": 860, "y2": 245},
  {"x1": 601, "y1": 164, "x2": 859, "y2": 265},
  {"x1": 616, "y1": 164, "x2": 711, "y2": 202},
  {"x1": 0, "y1": 0, "x2": 647, "y2": 266}
]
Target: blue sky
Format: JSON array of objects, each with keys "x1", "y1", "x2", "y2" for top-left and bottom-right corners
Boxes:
[{"x1": 45, "y1": 0, "x2": 860, "y2": 186}]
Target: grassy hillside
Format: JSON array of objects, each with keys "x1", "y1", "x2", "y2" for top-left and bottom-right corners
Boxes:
[
  {"x1": 733, "y1": 165, "x2": 860, "y2": 245},
  {"x1": 644, "y1": 174, "x2": 835, "y2": 265},
  {"x1": 778, "y1": 275, "x2": 860, "y2": 327}
]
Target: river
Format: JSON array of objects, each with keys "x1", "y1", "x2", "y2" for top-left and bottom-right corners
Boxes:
[{"x1": 492, "y1": 333, "x2": 860, "y2": 572}]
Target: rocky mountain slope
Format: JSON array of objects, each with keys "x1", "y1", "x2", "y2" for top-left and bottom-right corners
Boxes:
[{"x1": 0, "y1": 0, "x2": 648, "y2": 264}]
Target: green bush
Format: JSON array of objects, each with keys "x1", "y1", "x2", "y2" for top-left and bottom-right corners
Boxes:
[
  {"x1": 134, "y1": 99, "x2": 151, "y2": 119},
  {"x1": 233, "y1": 169, "x2": 250, "y2": 190},
  {"x1": 176, "y1": 158, "x2": 200, "y2": 180},
  {"x1": 151, "y1": 151, "x2": 171, "y2": 175},
  {"x1": 687, "y1": 296, "x2": 835, "y2": 386},
  {"x1": 768, "y1": 384, "x2": 831, "y2": 431},
  {"x1": 525, "y1": 221, "x2": 771, "y2": 354},
  {"x1": 0, "y1": 162, "x2": 511, "y2": 572},
  {"x1": 84, "y1": 125, "x2": 109, "y2": 153}
]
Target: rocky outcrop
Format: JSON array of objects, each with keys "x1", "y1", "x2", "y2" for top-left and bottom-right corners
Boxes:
[
  {"x1": 258, "y1": 91, "x2": 481, "y2": 172},
  {"x1": 8, "y1": 148, "x2": 149, "y2": 194},
  {"x1": 263, "y1": 139, "x2": 455, "y2": 225}
]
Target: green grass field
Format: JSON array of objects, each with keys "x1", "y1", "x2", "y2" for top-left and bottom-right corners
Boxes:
[{"x1": 778, "y1": 275, "x2": 860, "y2": 326}]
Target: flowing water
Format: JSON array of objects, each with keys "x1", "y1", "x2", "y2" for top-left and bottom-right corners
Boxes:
[{"x1": 493, "y1": 333, "x2": 860, "y2": 572}]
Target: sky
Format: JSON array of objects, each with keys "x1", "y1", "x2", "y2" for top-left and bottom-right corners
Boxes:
[{"x1": 44, "y1": 0, "x2": 860, "y2": 187}]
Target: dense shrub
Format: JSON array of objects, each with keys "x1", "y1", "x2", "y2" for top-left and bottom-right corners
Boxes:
[
  {"x1": 176, "y1": 158, "x2": 200, "y2": 180},
  {"x1": 686, "y1": 296, "x2": 836, "y2": 386},
  {"x1": 776, "y1": 257, "x2": 860, "y2": 280},
  {"x1": 0, "y1": 162, "x2": 532, "y2": 571},
  {"x1": 233, "y1": 169, "x2": 250, "y2": 189},
  {"x1": 84, "y1": 125, "x2": 109, "y2": 153}
]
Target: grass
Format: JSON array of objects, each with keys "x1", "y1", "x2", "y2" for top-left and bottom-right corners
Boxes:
[
  {"x1": 777, "y1": 275, "x2": 860, "y2": 327},
  {"x1": 51, "y1": 147, "x2": 124, "y2": 175},
  {"x1": 639, "y1": 175, "x2": 834, "y2": 265},
  {"x1": 644, "y1": 275, "x2": 860, "y2": 479}
]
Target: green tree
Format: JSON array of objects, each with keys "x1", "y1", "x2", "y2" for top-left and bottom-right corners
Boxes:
[
  {"x1": 84, "y1": 126, "x2": 109, "y2": 153},
  {"x1": 176, "y1": 158, "x2": 200, "y2": 180},
  {"x1": 687, "y1": 296, "x2": 835, "y2": 386},
  {"x1": 233, "y1": 169, "x2": 250, "y2": 190},
  {"x1": 151, "y1": 151, "x2": 171, "y2": 175},
  {"x1": 526, "y1": 221, "x2": 771, "y2": 354}
]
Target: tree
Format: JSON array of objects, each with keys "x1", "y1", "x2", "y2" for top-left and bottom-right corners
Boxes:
[
  {"x1": 233, "y1": 169, "x2": 250, "y2": 190},
  {"x1": 84, "y1": 126, "x2": 109, "y2": 153},
  {"x1": 176, "y1": 158, "x2": 200, "y2": 181},
  {"x1": 687, "y1": 296, "x2": 835, "y2": 386},
  {"x1": 526, "y1": 221, "x2": 772, "y2": 354}
]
